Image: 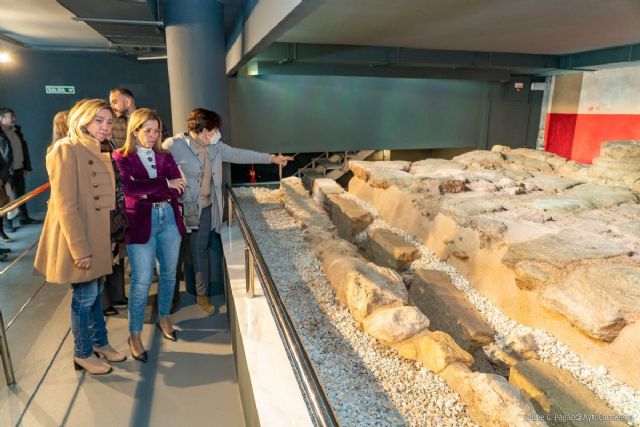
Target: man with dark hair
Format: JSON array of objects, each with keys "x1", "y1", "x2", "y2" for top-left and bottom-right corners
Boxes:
[
  {"x1": 0, "y1": 107, "x2": 39, "y2": 227},
  {"x1": 109, "y1": 88, "x2": 137, "y2": 148}
]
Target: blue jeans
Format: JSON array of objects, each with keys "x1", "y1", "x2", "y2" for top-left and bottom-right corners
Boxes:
[
  {"x1": 127, "y1": 204, "x2": 181, "y2": 334},
  {"x1": 71, "y1": 279, "x2": 108, "y2": 358}
]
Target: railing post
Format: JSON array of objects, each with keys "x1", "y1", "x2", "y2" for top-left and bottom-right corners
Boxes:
[
  {"x1": 227, "y1": 189, "x2": 233, "y2": 227},
  {"x1": 0, "y1": 310, "x2": 16, "y2": 386},
  {"x1": 244, "y1": 247, "x2": 255, "y2": 298},
  {"x1": 343, "y1": 150, "x2": 348, "y2": 171},
  {"x1": 278, "y1": 152, "x2": 283, "y2": 181}
]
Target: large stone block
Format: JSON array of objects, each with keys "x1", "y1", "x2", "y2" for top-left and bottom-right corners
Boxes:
[
  {"x1": 311, "y1": 177, "x2": 344, "y2": 210},
  {"x1": 592, "y1": 156, "x2": 640, "y2": 172},
  {"x1": 562, "y1": 184, "x2": 638, "y2": 209},
  {"x1": 453, "y1": 150, "x2": 504, "y2": 169},
  {"x1": 409, "y1": 158, "x2": 466, "y2": 178},
  {"x1": 445, "y1": 197, "x2": 507, "y2": 224},
  {"x1": 541, "y1": 264, "x2": 640, "y2": 342},
  {"x1": 502, "y1": 229, "x2": 633, "y2": 270},
  {"x1": 414, "y1": 330, "x2": 474, "y2": 373},
  {"x1": 367, "y1": 168, "x2": 416, "y2": 190},
  {"x1": 512, "y1": 261, "x2": 557, "y2": 290},
  {"x1": 467, "y1": 217, "x2": 508, "y2": 249},
  {"x1": 362, "y1": 306, "x2": 429, "y2": 345},
  {"x1": 509, "y1": 360, "x2": 627, "y2": 427},
  {"x1": 349, "y1": 160, "x2": 410, "y2": 183},
  {"x1": 323, "y1": 256, "x2": 367, "y2": 304},
  {"x1": 281, "y1": 177, "x2": 334, "y2": 230},
  {"x1": 342, "y1": 262, "x2": 408, "y2": 322},
  {"x1": 523, "y1": 174, "x2": 581, "y2": 192},
  {"x1": 329, "y1": 195, "x2": 373, "y2": 242},
  {"x1": 409, "y1": 269, "x2": 495, "y2": 351},
  {"x1": 366, "y1": 228, "x2": 419, "y2": 271},
  {"x1": 599, "y1": 140, "x2": 640, "y2": 159},
  {"x1": 441, "y1": 363, "x2": 548, "y2": 427},
  {"x1": 504, "y1": 153, "x2": 554, "y2": 174}
]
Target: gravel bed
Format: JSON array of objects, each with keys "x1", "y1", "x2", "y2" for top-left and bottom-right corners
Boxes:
[
  {"x1": 340, "y1": 190, "x2": 640, "y2": 425},
  {"x1": 235, "y1": 187, "x2": 477, "y2": 427}
]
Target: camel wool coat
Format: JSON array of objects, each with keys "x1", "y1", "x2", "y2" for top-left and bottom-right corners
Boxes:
[{"x1": 34, "y1": 136, "x2": 115, "y2": 284}]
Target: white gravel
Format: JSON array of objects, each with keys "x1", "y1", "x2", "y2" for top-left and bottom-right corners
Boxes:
[
  {"x1": 334, "y1": 191, "x2": 640, "y2": 426},
  {"x1": 235, "y1": 186, "x2": 477, "y2": 427}
]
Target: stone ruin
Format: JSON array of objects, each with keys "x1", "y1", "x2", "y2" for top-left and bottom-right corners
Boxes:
[{"x1": 278, "y1": 140, "x2": 640, "y2": 426}]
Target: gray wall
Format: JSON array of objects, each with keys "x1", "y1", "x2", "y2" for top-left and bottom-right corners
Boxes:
[
  {"x1": 228, "y1": 74, "x2": 541, "y2": 153},
  {"x1": 0, "y1": 50, "x2": 171, "y2": 213}
]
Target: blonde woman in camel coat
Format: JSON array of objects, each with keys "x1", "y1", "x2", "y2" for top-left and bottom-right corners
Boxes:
[{"x1": 35, "y1": 99, "x2": 126, "y2": 375}]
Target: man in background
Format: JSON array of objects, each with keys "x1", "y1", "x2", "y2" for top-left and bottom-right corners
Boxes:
[
  {"x1": 109, "y1": 88, "x2": 137, "y2": 148},
  {"x1": 0, "y1": 107, "x2": 39, "y2": 228}
]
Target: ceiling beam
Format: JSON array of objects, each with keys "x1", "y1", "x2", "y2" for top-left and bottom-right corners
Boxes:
[
  {"x1": 255, "y1": 43, "x2": 560, "y2": 70},
  {"x1": 245, "y1": 42, "x2": 640, "y2": 80},
  {"x1": 225, "y1": 0, "x2": 325, "y2": 76},
  {"x1": 559, "y1": 43, "x2": 640, "y2": 69},
  {"x1": 244, "y1": 61, "x2": 511, "y2": 81}
]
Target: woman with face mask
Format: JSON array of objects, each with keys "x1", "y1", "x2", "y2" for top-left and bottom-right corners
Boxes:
[
  {"x1": 113, "y1": 108, "x2": 186, "y2": 362},
  {"x1": 35, "y1": 99, "x2": 126, "y2": 375},
  {"x1": 163, "y1": 108, "x2": 292, "y2": 314}
]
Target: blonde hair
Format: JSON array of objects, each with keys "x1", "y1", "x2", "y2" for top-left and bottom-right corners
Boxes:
[
  {"x1": 51, "y1": 110, "x2": 69, "y2": 144},
  {"x1": 117, "y1": 108, "x2": 165, "y2": 156},
  {"x1": 67, "y1": 99, "x2": 113, "y2": 144}
]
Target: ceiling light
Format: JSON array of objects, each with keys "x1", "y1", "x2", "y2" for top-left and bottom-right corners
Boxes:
[{"x1": 0, "y1": 52, "x2": 10, "y2": 63}]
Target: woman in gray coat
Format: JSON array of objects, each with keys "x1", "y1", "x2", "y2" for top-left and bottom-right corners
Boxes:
[{"x1": 163, "y1": 108, "x2": 292, "y2": 314}]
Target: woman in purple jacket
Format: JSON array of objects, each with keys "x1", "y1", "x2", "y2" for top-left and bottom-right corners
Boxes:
[{"x1": 113, "y1": 108, "x2": 186, "y2": 362}]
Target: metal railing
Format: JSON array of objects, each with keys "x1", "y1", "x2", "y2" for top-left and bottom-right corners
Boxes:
[
  {"x1": 225, "y1": 183, "x2": 339, "y2": 427},
  {"x1": 0, "y1": 182, "x2": 50, "y2": 217},
  {"x1": 1, "y1": 182, "x2": 50, "y2": 386}
]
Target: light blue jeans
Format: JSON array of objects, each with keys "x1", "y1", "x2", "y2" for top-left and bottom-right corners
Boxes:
[
  {"x1": 71, "y1": 279, "x2": 108, "y2": 358},
  {"x1": 127, "y1": 204, "x2": 181, "y2": 334}
]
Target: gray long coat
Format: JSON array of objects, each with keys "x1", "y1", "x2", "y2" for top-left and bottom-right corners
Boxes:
[{"x1": 163, "y1": 133, "x2": 271, "y2": 232}]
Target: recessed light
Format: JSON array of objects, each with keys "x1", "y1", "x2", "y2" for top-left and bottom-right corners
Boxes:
[{"x1": 0, "y1": 52, "x2": 10, "y2": 63}]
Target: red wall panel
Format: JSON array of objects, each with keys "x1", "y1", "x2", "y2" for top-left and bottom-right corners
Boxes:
[
  {"x1": 544, "y1": 113, "x2": 577, "y2": 159},
  {"x1": 545, "y1": 113, "x2": 640, "y2": 164}
]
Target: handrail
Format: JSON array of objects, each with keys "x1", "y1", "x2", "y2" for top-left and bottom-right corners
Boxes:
[
  {"x1": 224, "y1": 183, "x2": 340, "y2": 427},
  {"x1": 0, "y1": 181, "x2": 50, "y2": 386},
  {"x1": 0, "y1": 183, "x2": 50, "y2": 217}
]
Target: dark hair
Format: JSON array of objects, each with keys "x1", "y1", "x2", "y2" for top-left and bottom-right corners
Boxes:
[
  {"x1": 109, "y1": 88, "x2": 135, "y2": 99},
  {"x1": 0, "y1": 107, "x2": 14, "y2": 117},
  {"x1": 187, "y1": 108, "x2": 221, "y2": 134}
]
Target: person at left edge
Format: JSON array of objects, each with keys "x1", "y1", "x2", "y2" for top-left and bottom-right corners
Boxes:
[
  {"x1": 0, "y1": 107, "x2": 40, "y2": 227},
  {"x1": 34, "y1": 99, "x2": 126, "y2": 375}
]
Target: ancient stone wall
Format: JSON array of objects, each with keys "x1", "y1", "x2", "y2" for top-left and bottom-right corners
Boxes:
[{"x1": 280, "y1": 173, "x2": 637, "y2": 425}]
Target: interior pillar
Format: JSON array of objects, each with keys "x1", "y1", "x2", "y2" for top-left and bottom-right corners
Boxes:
[{"x1": 165, "y1": 0, "x2": 228, "y2": 134}]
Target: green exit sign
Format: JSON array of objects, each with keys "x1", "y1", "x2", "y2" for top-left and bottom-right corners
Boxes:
[{"x1": 45, "y1": 85, "x2": 75, "y2": 95}]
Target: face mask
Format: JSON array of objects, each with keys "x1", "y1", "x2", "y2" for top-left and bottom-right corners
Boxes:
[{"x1": 209, "y1": 130, "x2": 221, "y2": 145}]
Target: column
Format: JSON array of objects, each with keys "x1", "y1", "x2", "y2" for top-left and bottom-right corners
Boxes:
[{"x1": 165, "y1": 0, "x2": 228, "y2": 134}]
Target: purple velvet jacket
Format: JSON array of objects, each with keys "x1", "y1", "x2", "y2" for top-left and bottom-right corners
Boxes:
[{"x1": 112, "y1": 150, "x2": 187, "y2": 244}]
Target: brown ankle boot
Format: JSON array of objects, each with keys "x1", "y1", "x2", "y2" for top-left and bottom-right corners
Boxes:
[
  {"x1": 73, "y1": 354, "x2": 112, "y2": 375},
  {"x1": 197, "y1": 295, "x2": 216, "y2": 315},
  {"x1": 94, "y1": 344, "x2": 127, "y2": 362}
]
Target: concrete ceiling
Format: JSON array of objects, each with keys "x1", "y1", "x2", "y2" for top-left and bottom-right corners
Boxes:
[
  {"x1": 279, "y1": 0, "x2": 640, "y2": 55},
  {"x1": 0, "y1": 0, "x2": 107, "y2": 49}
]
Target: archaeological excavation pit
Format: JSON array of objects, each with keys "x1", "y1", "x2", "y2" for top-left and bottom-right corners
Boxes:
[{"x1": 233, "y1": 141, "x2": 640, "y2": 427}]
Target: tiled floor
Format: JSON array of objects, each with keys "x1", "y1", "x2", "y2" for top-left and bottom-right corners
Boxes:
[{"x1": 0, "y1": 222, "x2": 244, "y2": 427}]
